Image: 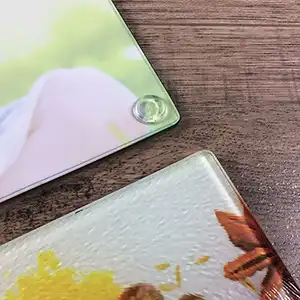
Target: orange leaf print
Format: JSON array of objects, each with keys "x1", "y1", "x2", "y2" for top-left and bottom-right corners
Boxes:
[
  {"x1": 215, "y1": 207, "x2": 300, "y2": 299},
  {"x1": 224, "y1": 248, "x2": 273, "y2": 280},
  {"x1": 215, "y1": 210, "x2": 260, "y2": 251}
]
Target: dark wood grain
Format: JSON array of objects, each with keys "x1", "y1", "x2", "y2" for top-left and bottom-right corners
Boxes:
[{"x1": 1, "y1": 0, "x2": 300, "y2": 284}]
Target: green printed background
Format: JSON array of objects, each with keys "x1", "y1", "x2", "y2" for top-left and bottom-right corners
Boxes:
[{"x1": 0, "y1": 0, "x2": 165, "y2": 107}]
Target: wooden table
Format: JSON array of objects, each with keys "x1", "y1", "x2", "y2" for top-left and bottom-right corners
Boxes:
[{"x1": 1, "y1": 0, "x2": 300, "y2": 283}]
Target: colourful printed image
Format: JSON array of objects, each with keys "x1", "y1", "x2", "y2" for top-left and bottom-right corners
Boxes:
[
  {"x1": 1, "y1": 202, "x2": 297, "y2": 300},
  {"x1": 215, "y1": 205, "x2": 294, "y2": 300},
  {"x1": 1, "y1": 251, "x2": 205, "y2": 300},
  {"x1": 0, "y1": 151, "x2": 299, "y2": 300},
  {"x1": 0, "y1": 0, "x2": 179, "y2": 201},
  {"x1": 0, "y1": 151, "x2": 300, "y2": 300}
]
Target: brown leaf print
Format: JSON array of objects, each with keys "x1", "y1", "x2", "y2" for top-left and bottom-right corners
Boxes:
[
  {"x1": 224, "y1": 247, "x2": 273, "y2": 280},
  {"x1": 215, "y1": 211, "x2": 260, "y2": 251},
  {"x1": 215, "y1": 206, "x2": 300, "y2": 299},
  {"x1": 119, "y1": 283, "x2": 164, "y2": 300}
]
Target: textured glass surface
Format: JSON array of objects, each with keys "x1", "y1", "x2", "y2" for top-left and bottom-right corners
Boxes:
[{"x1": 0, "y1": 151, "x2": 298, "y2": 299}]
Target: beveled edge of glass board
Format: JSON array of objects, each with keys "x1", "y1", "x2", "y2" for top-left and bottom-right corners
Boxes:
[{"x1": 0, "y1": 150, "x2": 242, "y2": 250}]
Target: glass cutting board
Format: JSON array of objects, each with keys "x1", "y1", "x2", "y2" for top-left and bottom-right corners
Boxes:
[
  {"x1": 0, "y1": 151, "x2": 298, "y2": 300},
  {"x1": 0, "y1": 0, "x2": 180, "y2": 202}
]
